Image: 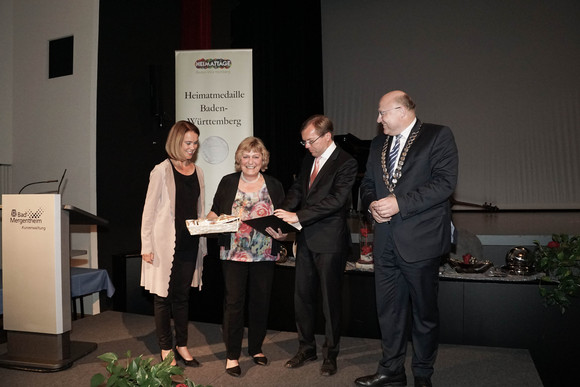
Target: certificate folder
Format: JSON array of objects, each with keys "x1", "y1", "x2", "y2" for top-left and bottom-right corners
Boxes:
[{"x1": 243, "y1": 215, "x2": 299, "y2": 236}]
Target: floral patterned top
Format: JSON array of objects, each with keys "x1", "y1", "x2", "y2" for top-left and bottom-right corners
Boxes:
[{"x1": 220, "y1": 183, "x2": 276, "y2": 262}]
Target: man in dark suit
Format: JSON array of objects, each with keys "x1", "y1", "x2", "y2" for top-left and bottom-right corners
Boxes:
[
  {"x1": 355, "y1": 91, "x2": 458, "y2": 387},
  {"x1": 274, "y1": 114, "x2": 358, "y2": 377}
]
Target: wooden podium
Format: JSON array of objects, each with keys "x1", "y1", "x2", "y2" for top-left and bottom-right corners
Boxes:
[{"x1": 0, "y1": 194, "x2": 108, "y2": 371}]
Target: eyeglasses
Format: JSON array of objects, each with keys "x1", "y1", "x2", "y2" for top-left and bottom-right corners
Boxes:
[
  {"x1": 378, "y1": 106, "x2": 401, "y2": 117},
  {"x1": 300, "y1": 133, "x2": 325, "y2": 147}
]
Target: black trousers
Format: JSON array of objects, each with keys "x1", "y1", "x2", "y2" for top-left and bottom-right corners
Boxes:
[
  {"x1": 221, "y1": 260, "x2": 275, "y2": 360},
  {"x1": 294, "y1": 243, "x2": 346, "y2": 360},
  {"x1": 374, "y1": 231, "x2": 440, "y2": 378},
  {"x1": 154, "y1": 250, "x2": 197, "y2": 350}
]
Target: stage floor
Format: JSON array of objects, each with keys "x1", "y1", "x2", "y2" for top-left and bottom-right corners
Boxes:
[{"x1": 0, "y1": 311, "x2": 542, "y2": 387}]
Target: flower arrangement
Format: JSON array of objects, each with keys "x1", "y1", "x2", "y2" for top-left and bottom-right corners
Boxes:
[
  {"x1": 355, "y1": 220, "x2": 374, "y2": 270},
  {"x1": 533, "y1": 234, "x2": 580, "y2": 313},
  {"x1": 90, "y1": 351, "x2": 209, "y2": 387},
  {"x1": 360, "y1": 226, "x2": 372, "y2": 257}
]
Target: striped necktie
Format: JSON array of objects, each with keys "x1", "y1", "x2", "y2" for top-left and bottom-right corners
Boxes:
[{"x1": 388, "y1": 134, "x2": 401, "y2": 179}]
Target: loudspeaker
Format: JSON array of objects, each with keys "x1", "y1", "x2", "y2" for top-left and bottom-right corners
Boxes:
[{"x1": 49, "y1": 36, "x2": 74, "y2": 79}]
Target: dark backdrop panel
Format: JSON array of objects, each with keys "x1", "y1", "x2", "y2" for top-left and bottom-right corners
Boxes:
[
  {"x1": 97, "y1": 0, "x2": 324, "y2": 311},
  {"x1": 97, "y1": 0, "x2": 181, "y2": 291},
  {"x1": 231, "y1": 0, "x2": 324, "y2": 189},
  {"x1": 321, "y1": 0, "x2": 580, "y2": 210}
]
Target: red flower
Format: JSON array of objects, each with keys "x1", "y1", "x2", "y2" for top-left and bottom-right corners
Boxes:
[
  {"x1": 361, "y1": 245, "x2": 372, "y2": 255},
  {"x1": 360, "y1": 228, "x2": 368, "y2": 238},
  {"x1": 462, "y1": 253, "x2": 472, "y2": 264},
  {"x1": 547, "y1": 241, "x2": 560, "y2": 248}
]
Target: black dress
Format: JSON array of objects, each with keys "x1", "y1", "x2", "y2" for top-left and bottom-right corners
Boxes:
[
  {"x1": 154, "y1": 162, "x2": 200, "y2": 350},
  {"x1": 173, "y1": 164, "x2": 200, "y2": 254}
]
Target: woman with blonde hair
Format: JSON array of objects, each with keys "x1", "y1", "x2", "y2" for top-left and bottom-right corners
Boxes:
[
  {"x1": 141, "y1": 120, "x2": 207, "y2": 366},
  {"x1": 208, "y1": 136, "x2": 286, "y2": 377}
]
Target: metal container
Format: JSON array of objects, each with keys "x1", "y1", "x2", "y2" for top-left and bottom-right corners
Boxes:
[
  {"x1": 503, "y1": 246, "x2": 534, "y2": 275},
  {"x1": 505, "y1": 246, "x2": 532, "y2": 267}
]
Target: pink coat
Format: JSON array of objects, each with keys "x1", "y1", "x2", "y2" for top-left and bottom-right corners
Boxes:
[{"x1": 140, "y1": 159, "x2": 207, "y2": 297}]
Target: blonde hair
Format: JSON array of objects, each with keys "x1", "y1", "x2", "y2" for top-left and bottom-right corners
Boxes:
[
  {"x1": 165, "y1": 121, "x2": 200, "y2": 160},
  {"x1": 234, "y1": 137, "x2": 270, "y2": 172}
]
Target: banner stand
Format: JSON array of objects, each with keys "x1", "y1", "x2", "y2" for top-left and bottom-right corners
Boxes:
[
  {"x1": 175, "y1": 49, "x2": 253, "y2": 212},
  {"x1": 0, "y1": 195, "x2": 108, "y2": 371}
]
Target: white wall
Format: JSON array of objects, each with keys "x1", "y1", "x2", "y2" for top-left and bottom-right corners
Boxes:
[
  {"x1": 0, "y1": 0, "x2": 14, "y2": 165},
  {"x1": 11, "y1": 0, "x2": 99, "y2": 208},
  {"x1": 1, "y1": 0, "x2": 100, "y2": 309}
]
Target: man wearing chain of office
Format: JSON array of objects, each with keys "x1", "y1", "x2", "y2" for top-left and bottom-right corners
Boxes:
[{"x1": 355, "y1": 90, "x2": 458, "y2": 387}]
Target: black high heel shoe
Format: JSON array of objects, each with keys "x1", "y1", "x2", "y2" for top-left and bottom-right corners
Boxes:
[
  {"x1": 253, "y1": 355, "x2": 268, "y2": 366},
  {"x1": 226, "y1": 365, "x2": 241, "y2": 377},
  {"x1": 174, "y1": 347, "x2": 200, "y2": 367},
  {"x1": 226, "y1": 360, "x2": 241, "y2": 377}
]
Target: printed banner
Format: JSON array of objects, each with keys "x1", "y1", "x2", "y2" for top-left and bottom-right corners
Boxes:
[
  {"x1": 176, "y1": 49, "x2": 253, "y2": 213},
  {"x1": 2, "y1": 194, "x2": 70, "y2": 334}
]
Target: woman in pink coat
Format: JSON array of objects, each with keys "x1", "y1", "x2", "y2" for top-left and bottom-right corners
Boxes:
[{"x1": 140, "y1": 120, "x2": 207, "y2": 366}]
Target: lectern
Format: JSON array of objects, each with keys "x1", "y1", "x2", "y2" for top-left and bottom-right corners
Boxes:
[{"x1": 0, "y1": 194, "x2": 108, "y2": 371}]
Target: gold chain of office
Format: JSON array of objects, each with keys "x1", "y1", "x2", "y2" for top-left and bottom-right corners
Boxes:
[{"x1": 380, "y1": 123, "x2": 421, "y2": 193}]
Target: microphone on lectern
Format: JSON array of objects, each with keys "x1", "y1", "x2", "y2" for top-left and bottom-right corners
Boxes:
[
  {"x1": 17, "y1": 169, "x2": 68, "y2": 194},
  {"x1": 18, "y1": 180, "x2": 59, "y2": 194},
  {"x1": 57, "y1": 169, "x2": 67, "y2": 195}
]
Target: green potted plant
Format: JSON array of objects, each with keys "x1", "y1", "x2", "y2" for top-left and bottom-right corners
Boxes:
[
  {"x1": 533, "y1": 234, "x2": 580, "y2": 313},
  {"x1": 90, "y1": 351, "x2": 209, "y2": 387}
]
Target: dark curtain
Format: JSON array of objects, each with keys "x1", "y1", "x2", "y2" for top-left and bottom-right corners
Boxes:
[
  {"x1": 96, "y1": 1, "x2": 182, "y2": 299},
  {"x1": 230, "y1": 1, "x2": 324, "y2": 189},
  {"x1": 96, "y1": 0, "x2": 324, "y2": 316},
  {"x1": 181, "y1": 0, "x2": 212, "y2": 50}
]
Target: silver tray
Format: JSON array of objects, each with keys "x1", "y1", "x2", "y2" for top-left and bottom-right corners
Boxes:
[{"x1": 448, "y1": 258, "x2": 494, "y2": 273}]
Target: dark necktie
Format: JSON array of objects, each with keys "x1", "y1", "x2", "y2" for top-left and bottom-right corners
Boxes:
[{"x1": 388, "y1": 134, "x2": 401, "y2": 179}]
